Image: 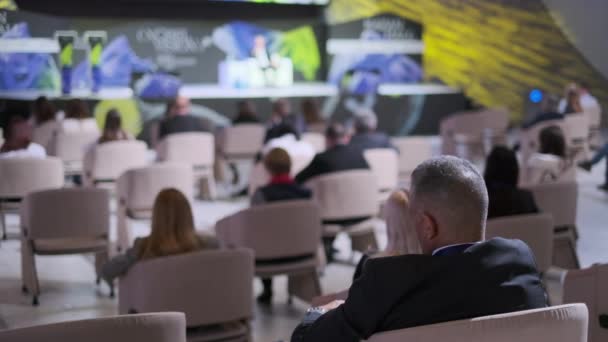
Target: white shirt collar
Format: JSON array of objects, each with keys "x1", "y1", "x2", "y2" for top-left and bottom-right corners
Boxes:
[{"x1": 432, "y1": 242, "x2": 479, "y2": 256}]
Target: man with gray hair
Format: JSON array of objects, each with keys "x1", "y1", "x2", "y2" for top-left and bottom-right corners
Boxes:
[
  {"x1": 349, "y1": 109, "x2": 396, "y2": 151},
  {"x1": 291, "y1": 156, "x2": 547, "y2": 342}
]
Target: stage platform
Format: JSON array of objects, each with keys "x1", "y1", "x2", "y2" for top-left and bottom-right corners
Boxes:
[{"x1": 0, "y1": 82, "x2": 460, "y2": 101}]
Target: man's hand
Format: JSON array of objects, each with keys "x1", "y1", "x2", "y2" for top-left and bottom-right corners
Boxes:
[{"x1": 319, "y1": 300, "x2": 345, "y2": 312}]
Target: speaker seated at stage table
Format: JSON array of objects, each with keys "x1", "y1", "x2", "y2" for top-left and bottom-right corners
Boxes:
[{"x1": 291, "y1": 156, "x2": 547, "y2": 342}]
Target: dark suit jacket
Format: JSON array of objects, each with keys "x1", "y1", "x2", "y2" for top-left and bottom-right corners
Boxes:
[
  {"x1": 295, "y1": 144, "x2": 370, "y2": 184},
  {"x1": 487, "y1": 183, "x2": 540, "y2": 219},
  {"x1": 159, "y1": 115, "x2": 208, "y2": 139},
  {"x1": 291, "y1": 238, "x2": 547, "y2": 342},
  {"x1": 349, "y1": 132, "x2": 396, "y2": 151},
  {"x1": 251, "y1": 182, "x2": 312, "y2": 205}
]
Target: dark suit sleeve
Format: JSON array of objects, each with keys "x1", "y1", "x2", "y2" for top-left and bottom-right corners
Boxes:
[
  {"x1": 158, "y1": 121, "x2": 167, "y2": 139},
  {"x1": 295, "y1": 155, "x2": 326, "y2": 184},
  {"x1": 523, "y1": 190, "x2": 540, "y2": 214},
  {"x1": 291, "y1": 258, "x2": 413, "y2": 341}
]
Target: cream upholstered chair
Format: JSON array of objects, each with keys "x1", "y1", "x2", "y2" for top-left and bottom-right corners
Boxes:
[
  {"x1": 585, "y1": 105, "x2": 602, "y2": 148},
  {"x1": 0, "y1": 157, "x2": 64, "y2": 240},
  {"x1": 222, "y1": 124, "x2": 265, "y2": 160},
  {"x1": 519, "y1": 119, "x2": 570, "y2": 183},
  {"x1": 83, "y1": 140, "x2": 148, "y2": 187},
  {"x1": 364, "y1": 148, "x2": 399, "y2": 198},
  {"x1": 563, "y1": 264, "x2": 608, "y2": 342},
  {"x1": 486, "y1": 214, "x2": 554, "y2": 272},
  {"x1": 157, "y1": 132, "x2": 216, "y2": 199},
  {"x1": 0, "y1": 312, "x2": 187, "y2": 342},
  {"x1": 115, "y1": 163, "x2": 193, "y2": 251},
  {"x1": 306, "y1": 170, "x2": 379, "y2": 254},
  {"x1": 20, "y1": 188, "x2": 110, "y2": 305},
  {"x1": 526, "y1": 182, "x2": 580, "y2": 269},
  {"x1": 216, "y1": 200, "x2": 322, "y2": 303},
  {"x1": 51, "y1": 130, "x2": 100, "y2": 175},
  {"x1": 564, "y1": 113, "x2": 590, "y2": 162},
  {"x1": 32, "y1": 120, "x2": 60, "y2": 152},
  {"x1": 391, "y1": 136, "x2": 433, "y2": 181},
  {"x1": 301, "y1": 132, "x2": 326, "y2": 153},
  {"x1": 119, "y1": 249, "x2": 253, "y2": 342},
  {"x1": 367, "y1": 304, "x2": 588, "y2": 342}
]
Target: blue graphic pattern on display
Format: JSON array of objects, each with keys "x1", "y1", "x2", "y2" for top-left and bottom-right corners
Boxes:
[{"x1": 0, "y1": 23, "x2": 60, "y2": 91}]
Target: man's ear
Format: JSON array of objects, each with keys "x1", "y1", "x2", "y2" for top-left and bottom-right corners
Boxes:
[{"x1": 421, "y1": 212, "x2": 439, "y2": 241}]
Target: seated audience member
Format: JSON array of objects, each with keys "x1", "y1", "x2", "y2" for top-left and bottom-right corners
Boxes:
[
  {"x1": 233, "y1": 100, "x2": 260, "y2": 124},
  {"x1": 265, "y1": 98, "x2": 305, "y2": 142},
  {"x1": 31, "y1": 96, "x2": 59, "y2": 149},
  {"x1": 579, "y1": 142, "x2": 608, "y2": 191},
  {"x1": 484, "y1": 146, "x2": 539, "y2": 219},
  {"x1": 61, "y1": 99, "x2": 98, "y2": 132},
  {"x1": 101, "y1": 188, "x2": 217, "y2": 284},
  {"x1": 561, "y1": 86, "x2": 583, "y2": 114},
  {"x1": 295, "y1": 122, "x2": 369, "y2": 184},
  {"x1": 158, "y1": 95, "x2": 208, "y2": 139},
  {"x1": 251, "y1": 148, "x2": 312, "y2": 304},
  {"x1": 32, "y1": 96, "x2": 57, "y2": 126},
  {"x1": 526, "y1": 125, "x2": 573, "y2": 184},
  {"x1": 301, "y1": 98, "x2": 325, "y2": 133},
  {"x1": 261, "y1": 122, "x2": 315, "y2": 171},
  {"x1": 291, "y1": 156, "x2": 547, "y2": 342},
  {"x1": 0, "y1": 114, "x2": 46, "y2": 159},
  {"x1": 522, "y1": 95, "x2": 563, "y2": 130},
  {"x1": 98, "y1": 109, "x2": 132, "y2": 144},
  {"x1": 349, "y1": 109, "x2": 395, "y2": 150},
  {"x1": 558, "y1": 82, "x2": 601, "y2": 114}
]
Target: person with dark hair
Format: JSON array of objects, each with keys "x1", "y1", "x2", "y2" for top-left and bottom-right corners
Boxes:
[
  {"x1": 265, "y1": 98, "x2": 306, "y2": 141},
  {"x1": 295, "y1": 122, "x2": 369, "y2": 185},
  {"x1": 484, "y1": 146, "x2": 539, "y2": 219},
  {"x1": 526, "y1": 125, "x2": 574, "y2": 184},
  {"x1": 291, "y1": 156, "x2": 547, "y2": 342},
  {"x1": 0, "y1": 114, "x2": 46, "y2": 159},
  {"x1": 158, "y1": 95, "x2": 208, "y2": 139},
  {"x1": 301, "y1": 98, "x2": 325, "y2": 133},
  {"x1": 349, "y1": 109, "x2": 395, "y2": 151},
  {"x1": 522, "y1": 94, "x2": 563, "y2": 129},
  {"x1": 233, "y1": 100, "x2": 260, "y2": 124},
  {"x1": 561, "y1": 88, "x2": 583, "y2": 114},
  {"x1": 98, "y1": 109, "x2": 131, "y2": 144},
  {"x1": 251, "y1": 148, "x2": 312, "y2": 304},
  {"x1": 61, "y1": 99, "x2": 98, "y2": 133},
  {"x1": 32, "y1": 96, "x2": 57, "y2": 125}
]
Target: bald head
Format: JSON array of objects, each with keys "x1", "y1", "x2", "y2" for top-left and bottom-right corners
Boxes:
[{"x1": 409, "y1": 156, "x2": 488, "y2": 254}]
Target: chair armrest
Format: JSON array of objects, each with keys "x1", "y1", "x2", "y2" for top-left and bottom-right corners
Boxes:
[{"x1": 118, "y1": 266, "x2": 143, "y2": 314}]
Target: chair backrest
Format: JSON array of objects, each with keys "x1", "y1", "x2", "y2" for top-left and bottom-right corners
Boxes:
[
  {"x1": 391, "y1": 136, "x2": 433, "y2": 176},
  {"x1": 21, "y1": 188, "x2": 110, "y2": 240},
  {"x1": 301, "y1": 132, "x2": 326, "y2": 153},
  {"x1": 32, "y1": 120, "x2": 60, "y2": 151},
  {"x1": 0, "y1": 312, "x2": 187, "y2": 342},
  {"x1": 306, "y1": 170, "x2": 378, "y2": 221},
  {"x1": 216, "y1": 200, "x2": 322, "y2": 260},
  {"x1": 525, "y1": 182, "x2": 578, "y2": 227},
  {"x1": 157, "y1": 132, "x2": 214, "y2": 167},
  {"x1": 53, "y1": 130, "x2": 100, "y2": 163},
  {"x1": 367, "y1": 304, "x2": 588, "y2": 342},
  {"x1": 486, "y1": 214, "x2": 554, "y2": 272},
  {"x1": 117, "y1": 163, "x2": 193, "y2": 211},
  {"x1": 87, "y1": 140, "x2": 148, "y2": 181},
  {"x1": 120, "y1": 249, "x2": 253, "y2": 328},
  {"x1": 563, "y1": 264, "x2": 608, "y2": 342},
  {"x1": 223, "y1": 124, "x2": 265, "y2": 158},
  {"x1": 364, "y1": 148, "x2": 399, "y2": 192},
  {"x1": 0, "y1": 157, "x2": 64, "y2": 198},
  {"x1": 584, "y1": 106, "x2": 602, "y2": 129},
  {"x1": 564, "y1": 114, "x2": 590, "y2": 141}
]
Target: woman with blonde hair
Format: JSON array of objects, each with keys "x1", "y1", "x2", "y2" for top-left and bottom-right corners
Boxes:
[
  {"x1": 312, "y1": 189, "x2": 420, "y2": 305},
  {"x1": 102, "y1": 188, "x2": 217, "y2": 284}
]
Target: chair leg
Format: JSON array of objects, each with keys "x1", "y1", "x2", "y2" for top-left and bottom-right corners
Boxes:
[
  {"x1": 21, "y1": 238, "x2": 40, "y2": 304},
  {"x1": 1, "y1": 205, "x2": 7, "y2": 240},
  {"x1": 116, "y1": 203, "x2": 130, "y2": 252}
]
